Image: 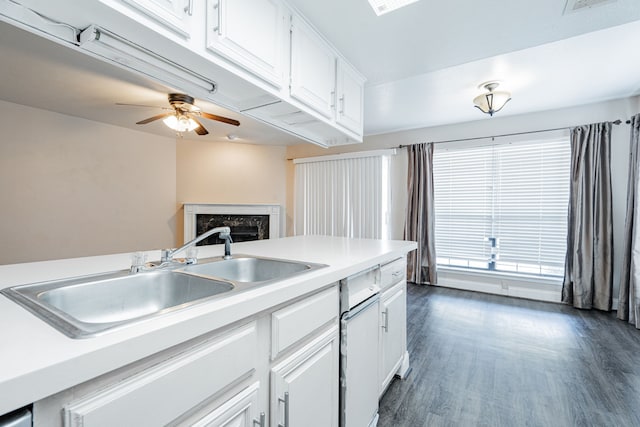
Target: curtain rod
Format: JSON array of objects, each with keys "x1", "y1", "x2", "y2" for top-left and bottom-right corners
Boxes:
[{"x1": 397, "y1": 119, "x2": 629, "y2": 148}]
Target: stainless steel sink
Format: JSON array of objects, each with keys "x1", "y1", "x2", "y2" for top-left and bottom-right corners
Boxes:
[
  {"x1": 1, "y1": 270, "x2": 234, "y2": 338},
  {"x1": 1, "y1": 255, "x2": 326, "y2": 339},
  {"x1": 179, "y1": 255, "x2": 327, "y2": 285}
]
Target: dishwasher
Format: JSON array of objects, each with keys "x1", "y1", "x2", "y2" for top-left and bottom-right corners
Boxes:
[{"x1": 340, "y1": 266, "x2": 380, "y2": 427}]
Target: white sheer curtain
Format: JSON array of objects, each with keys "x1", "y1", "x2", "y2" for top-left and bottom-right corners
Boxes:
[{"x1": 294, "y1": 151, "x2": 392, "y2": 239}]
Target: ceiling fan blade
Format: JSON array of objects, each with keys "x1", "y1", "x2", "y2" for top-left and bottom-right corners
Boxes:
[
  {"x1": 116, "y1": 102, "x2": 172, "y2": 110},
  {"x1": 190, "y1": 116, "x2": 209, "y2": 135},
  {"x1": 136, "y1": 112, "x2": 173, "y2": 125},
  {"x1": 200, "y1": 112, "x2": 240, "y2": 127}
]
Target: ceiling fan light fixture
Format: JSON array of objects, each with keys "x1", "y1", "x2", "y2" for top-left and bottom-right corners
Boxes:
[
  {"x1": 163, "y1": 114, "x2": 198, "y2": 132},
  {"x1": 126, "y1": 93, "x2": 238, "y2": 136},
  {"x1": 473, "y1": 81, "x2": 511, "y2": 116}
]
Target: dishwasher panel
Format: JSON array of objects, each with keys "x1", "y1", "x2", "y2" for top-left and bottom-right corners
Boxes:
[
  {"x1": 340, "y1": 295, "x2": 380, "y2": 427},
  {"x1": 339, "y1": 266, "x2": 380, "y2": 312},
  {"x1": 0, "y1": 407, "x2": 31, "y2": 427}
]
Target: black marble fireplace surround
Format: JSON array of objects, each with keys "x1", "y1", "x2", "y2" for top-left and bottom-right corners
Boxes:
[{"x1": 195, "y1": 214, "x2": 270, "y2": 245}]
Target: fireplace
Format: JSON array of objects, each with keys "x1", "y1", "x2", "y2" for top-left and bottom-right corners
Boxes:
[
  {"x1": 195, "y1": 214, "x2": 269, "y2": 245},
  {"x1": 183, "y1": 204, "x2": 281, "y2": 245}
]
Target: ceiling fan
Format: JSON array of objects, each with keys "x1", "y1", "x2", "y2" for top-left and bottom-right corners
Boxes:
[{"x1": 119, "y1": 93, "x2": 240, "y2": 136}]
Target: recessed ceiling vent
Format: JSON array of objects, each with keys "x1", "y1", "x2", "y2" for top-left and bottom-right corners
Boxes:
[
  {"x1": 564, "y1": 0, "x2": 617, "y2": 14},
  {"x1": 368, "y1": 0, "x2": 419, "y2": 16}
]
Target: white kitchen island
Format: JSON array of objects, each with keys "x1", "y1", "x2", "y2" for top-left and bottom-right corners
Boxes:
[{"x1": 0, "y1": 236, "x2": 416, "y2": 426}]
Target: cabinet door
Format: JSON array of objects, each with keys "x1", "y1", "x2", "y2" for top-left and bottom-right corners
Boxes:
[
  {"x1": 336, "y1": 60, "x2": 364, "y2": 135},
  {"x1": 271, "y1": 326, "x2": 339, "y2": 427},
  {"x1": 120, "y1": 0, "x2": 193, "y2": 38},
  {"x1": 190, "y1": 382, "x2": 264, "y2": 427},
  {"x1": 290, "y1": 15, "x2": 336, "y2": 119},
  {"x1": 64, "y1": 322, "x2": 258, "y2": 427},
  {"x1": 380, "y1": 281, "x2": 407, "y2": 395},
  {"x1": 206, "y1": 0, "x2": 286, "y2": 88}
]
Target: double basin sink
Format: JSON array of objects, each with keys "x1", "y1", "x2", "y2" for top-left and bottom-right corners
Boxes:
[{"x1": 1, "y1": 255, "x2": 326, "y2": 338}]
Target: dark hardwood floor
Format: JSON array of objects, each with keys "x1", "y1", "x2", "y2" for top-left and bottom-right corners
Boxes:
[{"x1": 378, "y1": 284, "x2": 640, "y2": 427}]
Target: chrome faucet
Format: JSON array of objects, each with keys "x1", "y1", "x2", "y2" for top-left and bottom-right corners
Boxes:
[{"x1": 161, "y1": 226, "x2": 232, "y2": 264}]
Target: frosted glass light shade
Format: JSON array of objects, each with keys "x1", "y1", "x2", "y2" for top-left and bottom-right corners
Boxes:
[
  {"x1": 163, "y1": 114, "x2": 198, "y2": 132},
  {"x1": 368, "y1": 0, "x2": 419, "y2": 16},
  {"x1": 473, "y1": 86, "x2": 511, "y2": 116}
]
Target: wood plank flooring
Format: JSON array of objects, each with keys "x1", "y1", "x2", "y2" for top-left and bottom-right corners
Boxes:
[{"x1": 378, "y1": 284, "x2": 640, "y2": 427}]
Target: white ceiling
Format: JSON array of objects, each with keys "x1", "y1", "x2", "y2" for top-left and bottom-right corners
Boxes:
[
  {"x1": 288, "y1": 0, "x2": 640, "y2": 135},
  {"x1": 1, "y1": 1, "x2": 640, "y2": 143}
]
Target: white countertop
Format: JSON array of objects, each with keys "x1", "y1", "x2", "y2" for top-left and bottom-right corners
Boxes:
[{"x1": 0, "y1": 235, "x2": 416, "y2": 415}]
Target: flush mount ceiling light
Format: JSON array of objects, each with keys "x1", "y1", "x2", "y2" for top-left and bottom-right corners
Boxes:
[
  {"x1": 367, "y1": 0, "x2": 420, "y2": 16},
  {"x1": 564, "y1": 0, "x2": 617, "y2": 14},
  {"x1": 473, "y1": 81, "x2": 511, "y2": 117}
]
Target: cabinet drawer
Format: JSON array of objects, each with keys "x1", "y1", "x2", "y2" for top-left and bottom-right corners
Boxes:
[
  {"x1": 64, "y1": 322, "x2": 258, "y2": 427},
  {"x1": 271, "y1": 286, "x2": 338, "y2": 359},
  {"x1": 380, "y1": 257, "x2": 406, "y2": 290}
]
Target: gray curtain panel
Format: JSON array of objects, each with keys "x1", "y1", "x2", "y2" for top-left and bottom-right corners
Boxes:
[
  {"x1": 562, "y1": 122, "x2": 613, "y2": 310},
  {"x1": 618, "y1": 114, "x2": 640, "y2": 327},
  {"x1": 405, "y1": 143, "x2": 437, "y2": 285}
]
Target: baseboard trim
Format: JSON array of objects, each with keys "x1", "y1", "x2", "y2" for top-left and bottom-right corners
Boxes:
[
  {"x1": 434, "y1": 270, "x2": 622, "y2": 308},
  {"x1": 436, "y1": 273, "x2": 562, "y2": 303}
]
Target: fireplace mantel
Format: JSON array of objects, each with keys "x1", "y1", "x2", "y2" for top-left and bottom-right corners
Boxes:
[{"x1": 183, "y1": 204, "x2": 281, "y2": 244}]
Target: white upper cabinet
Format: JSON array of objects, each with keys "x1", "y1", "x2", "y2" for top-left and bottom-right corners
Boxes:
[
  {"x1": 336, "y1": 59, "x2": 365, "y2": 135},
  {"x1": 206, "y1": 0, "x2": 287, "y2": 88},
  {"x1": 290, "y1": 15, "x2": 336, "y2": 119},
  {"x1": 118, "y1": 0, "x2": 194, "y2": 38}
]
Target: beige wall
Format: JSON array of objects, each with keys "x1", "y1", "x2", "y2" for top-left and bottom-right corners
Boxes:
[
  {"x1": 287, "y1": 96, "x2": 640, "y2": 296},
  {"x1": 0, "y1": 99, "x2": 289, "y2": 265},
  {"x1": 0, "y1": 100, "x2": 177, "y2": 264},
  {"x1": 176, "y1": 139, "x2": 287, "y2": 244}
]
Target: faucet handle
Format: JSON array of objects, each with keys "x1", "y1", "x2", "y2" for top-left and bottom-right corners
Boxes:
[
  {"x1": 130, "y1": 252, "x2": 147, "y2": 273},
  {"x1": 185, "y1": 246, "x2": 198, "y2": 264},
  {"x1": 160, "y1": 249, "x2": 173, "y2": 263}
]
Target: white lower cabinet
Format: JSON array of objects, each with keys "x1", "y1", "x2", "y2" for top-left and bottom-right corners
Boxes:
[
  {"x1": 271, "y1": 326, "x2": 339, "y2": 427},
  {"x1": 271, "y1": 286, "x2": 338, "y2": 359},
  {"x1": 379, "y1": 280, "x2": 407, "y2": 395},
  {"x1": 379, "y1": 257, "x2": 409, "y2": 397},
  {"x1": 191, "y1": 382, "x2": 263, "y2": 427},
  {"x1": 63, "y1": 322, "x2": 258, "y2": 427},
  {"x1": 30, "y1": 282, "x2": 369, "y2": 427}
]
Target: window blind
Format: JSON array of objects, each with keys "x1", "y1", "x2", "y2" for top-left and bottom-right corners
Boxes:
[
  {"x1": 294, "y1": 154, "x2": 391, "y2": 239},
  {"x1": 433, "y1": 139, "x2": 570, "y2": 277}
]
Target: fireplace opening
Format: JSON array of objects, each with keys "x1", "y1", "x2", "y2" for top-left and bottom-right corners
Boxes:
[{"x1": 196, "y1": 214, "x2": 270, "y2": 245}]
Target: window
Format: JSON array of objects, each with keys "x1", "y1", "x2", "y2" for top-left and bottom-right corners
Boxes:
[
  {"x1": 433, "y1": 139, "x2": 570, "y2": 277},
  {"x1": 294, "y1": 151, "x2": 393, "y2": 239}
]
